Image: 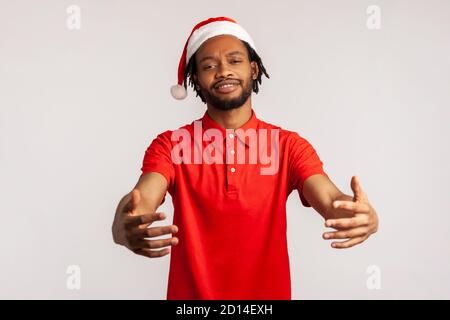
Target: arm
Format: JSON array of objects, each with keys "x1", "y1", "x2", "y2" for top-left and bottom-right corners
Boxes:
[
  {"x1": 302, "y1": 174, "x2": 379, "y2": 249},
  {"x1": 301, "y1": 174, "x2": 347, "y2": 220},
  {"x1": 112, "y1": 172, "x2": 179, "y2": 258}
]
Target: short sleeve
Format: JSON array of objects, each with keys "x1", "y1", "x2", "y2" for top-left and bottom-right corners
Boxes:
[
  {"x1": 288, "y1": 132, "x2": 328, "y2": 207},
  {"x1": 140, "y1": 130, "x2": 176, "y2": 203}
]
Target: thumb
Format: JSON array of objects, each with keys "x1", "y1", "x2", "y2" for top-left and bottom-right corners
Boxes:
[
  {"x1": 350, "y1": 175, "x2": 365, "y2": 202},
  {"x1": 125, "y1": 189, "x2": 141, "y2": 215}
]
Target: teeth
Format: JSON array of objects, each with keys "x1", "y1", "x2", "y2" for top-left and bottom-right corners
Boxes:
[{"x1": 218, "y1": 84, "x2": 236, "y2": 89}]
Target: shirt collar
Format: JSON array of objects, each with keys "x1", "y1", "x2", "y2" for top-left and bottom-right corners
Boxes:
[{"x1": 201, "y1": 108, "x2": 260, "y2": 147}]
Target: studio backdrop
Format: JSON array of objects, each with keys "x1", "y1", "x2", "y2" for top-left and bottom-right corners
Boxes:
[{"x1": 1, "y1": 0, "x2": 449, "y2": 299}]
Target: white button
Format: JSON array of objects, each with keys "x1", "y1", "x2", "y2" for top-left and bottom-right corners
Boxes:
[
  {"x1": 230, "y1": 149, "x2": 235, "y2": 155},
  {"x1": 229, "y1": 133, "x2": 234, "y2": 139},
  {"x1": 230, "y1": 167, "x2": 236, "y2": 173}
]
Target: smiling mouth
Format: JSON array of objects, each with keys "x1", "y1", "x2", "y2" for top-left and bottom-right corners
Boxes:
[{"x1": 214, "y1": 81, "x2": 240, "y2": 94}]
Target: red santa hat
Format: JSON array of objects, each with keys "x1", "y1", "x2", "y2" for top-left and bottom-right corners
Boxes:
[{"x1": 170, "y1": 16, "x2": 257, "y2": 100}]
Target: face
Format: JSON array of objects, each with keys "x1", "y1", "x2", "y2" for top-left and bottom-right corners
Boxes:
[{"x1": 192, "y1": 35, "x2": 259, "y2": 110}]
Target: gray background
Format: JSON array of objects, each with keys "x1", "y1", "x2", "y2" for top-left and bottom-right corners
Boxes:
[{"x1": 1, "y1": 0, "x2": 449, "y2": 299}]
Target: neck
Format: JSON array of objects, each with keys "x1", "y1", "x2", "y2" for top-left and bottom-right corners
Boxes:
[{"x1": 206, "y1": 98, "x2": 252, "y2": 130}]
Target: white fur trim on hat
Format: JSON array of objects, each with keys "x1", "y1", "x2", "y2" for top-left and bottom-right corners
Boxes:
[{"x1": 186, "y1": 21, "x2": 256, "y2": 65}]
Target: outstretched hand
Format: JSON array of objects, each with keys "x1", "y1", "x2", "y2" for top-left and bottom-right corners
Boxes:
[
  {"x1": 323, "y1": 176, "x2": 379, "y2": 249},
  {"x1": 114, "y1": 189, "x2": 179, "y2": 258}
]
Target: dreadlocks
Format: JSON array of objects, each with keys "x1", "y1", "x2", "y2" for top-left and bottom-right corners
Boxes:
[{"x1": 183, "y1": 40, "x2": 270, "y2": 103}]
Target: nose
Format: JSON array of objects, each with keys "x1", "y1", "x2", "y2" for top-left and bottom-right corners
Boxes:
[{"x1": 215, "y1": 61, "x2": 234, "y2": 79}]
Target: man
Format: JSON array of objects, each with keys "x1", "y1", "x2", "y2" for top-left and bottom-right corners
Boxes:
[{"x1": 111, "y1": 16, "x2": 379, "y2": 300}]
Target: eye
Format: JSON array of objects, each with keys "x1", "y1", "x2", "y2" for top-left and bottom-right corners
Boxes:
[
  {"x1": 203, "y1": 65, "x2": 215, "y2": 70},
  {"x1": 231, "y1": 60, "x2": 242, "y2": 64}
]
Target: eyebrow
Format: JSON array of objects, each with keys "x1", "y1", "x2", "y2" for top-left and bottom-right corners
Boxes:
[{"x1": 198, "y1": 51, "x2": 245, "y2": 64}]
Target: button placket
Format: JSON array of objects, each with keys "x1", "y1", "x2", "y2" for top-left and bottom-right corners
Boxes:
[{"x1": 225, "y1": 129, "x2": 238, "y2": 193}]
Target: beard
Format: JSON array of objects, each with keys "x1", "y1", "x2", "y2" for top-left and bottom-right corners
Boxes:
[{"x1": 202, "y1": 79, "x2": 253, "y2": 111}]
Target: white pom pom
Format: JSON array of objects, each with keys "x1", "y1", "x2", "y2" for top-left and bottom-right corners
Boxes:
[{"x1": 170, "y1": 84, "x2": 187, "y2": 100}]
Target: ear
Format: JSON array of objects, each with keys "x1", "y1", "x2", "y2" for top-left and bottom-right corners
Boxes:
[{"x1": 250, "y1": 61, "x2": 259, "y2": 80}]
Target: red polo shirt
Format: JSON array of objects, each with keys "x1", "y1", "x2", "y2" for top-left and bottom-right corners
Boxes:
[{"x1": 140, "y1": 109, "x2": 328, "y2": 300}]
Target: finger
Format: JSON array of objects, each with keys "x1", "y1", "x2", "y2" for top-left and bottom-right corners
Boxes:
[
  {"x1": 331, "y1": 235, "x2": 367, "y2": 249},
  {"x1": 137, "y1": 222, "x2": 151, "y2": 230},
  {"x1": 351, "y1": 175, "x2": 368, "y2": 202},
  {"x1": 133, "y1": 247, "x2": 171, "y2": 258},
  {"x1": 333, "y1": 200, "x2": 370, "y2": 213},
  {"x1": 133, "y1": 237, "x2": 179, "y2": 249},
  {"x1": 129, "y1": 225, "x2": 178, "y2": 239},
  {"x1": 325, "y1": 215, "x2": 369, "y2": 229},
  {"x1": 323, "y1": 227, "x2": 368, "y2": 240},
  {"x1": 124, "y1": 212, "x2": 166, "y2": 228}
]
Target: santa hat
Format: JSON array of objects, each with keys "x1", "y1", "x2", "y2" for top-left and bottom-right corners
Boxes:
[{"x1": 170, "y1": 16, "x2": 257, "y2": 100}]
